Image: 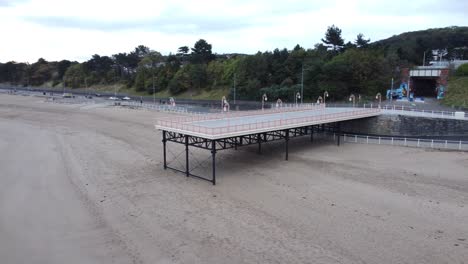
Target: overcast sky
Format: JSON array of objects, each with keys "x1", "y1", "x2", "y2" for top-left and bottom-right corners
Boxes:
[{"x1": 0, "y1": 0, "x2": 467, "y2": 63}]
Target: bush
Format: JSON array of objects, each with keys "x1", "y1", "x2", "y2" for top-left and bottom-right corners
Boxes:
[{"x1": 455, "y1": 63, "x2": 468, "y2": 76}]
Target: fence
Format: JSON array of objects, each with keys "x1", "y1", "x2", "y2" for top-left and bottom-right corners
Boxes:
[
  {"x1": 327, "y1": 103, "x2": 468, "y2": 120},
  {"x1": 340, "y1": 133, "x2": 468, "y2": 151},
  {"x1": 157, "y1": 108, "x2": 380, "y2": 136}
]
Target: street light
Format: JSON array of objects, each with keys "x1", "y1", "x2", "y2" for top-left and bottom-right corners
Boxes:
[
  {"x1": 295, "y1": 92, "x2": 301, "y2": 107},
  {"x1": 221, "y1": 96, "x2": 229, "y2": 112},
  {"x1": 376, "y1": 93, "x2": 382, "y2": 108},
  {"x1": 349, "y1": 94, "x2": 356, "y2": 108},
  {"x1": 323, "y1": 91, "x2": 329, "y2": 104},
  {"x1": 169, "y1": 97, "x2": 175, "y2": 107},
  {"x1": 261, "y1": 93, "x2": 268, "y2": 111},
  {"x1": 276, "y1": 98, "x2": 283, "y2": 108}
]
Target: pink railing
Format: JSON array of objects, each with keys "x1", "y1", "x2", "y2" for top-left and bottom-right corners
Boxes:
[
  {"x1": 159, "y1": 103, "x2": 326, "y2": 125},
  {"x1": 157, "y1": 107, "x2": 380, "y2": 136}
]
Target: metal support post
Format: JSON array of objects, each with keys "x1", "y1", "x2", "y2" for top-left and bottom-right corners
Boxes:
[
  {"x1": 336, "y1": 123, "x2": 341, "y2": 146},
  {"x1": 211, "y1": 140, "x2": 217, "y2": 185},
  {"x1": 185, "y1": 135, "x2": 189, "y2": 177},
  {"x1": 310, "y1": 126, "x2": 314, "y2": 142},
  {"x1": 162, "y1": 130, "x2": 167, "y2": 169},
  {"x1": 285, "y1": 129, "x2": 289, "y2": 160},
  {"x1": 257, "y1": 134, "x2": 262, "y2": 154}
]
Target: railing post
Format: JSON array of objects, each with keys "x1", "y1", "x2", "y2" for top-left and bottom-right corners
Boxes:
[
  {"x1": 162, "y1": 130, "x2": 167, "y2": 170},
  {"x1": 185, "y1": 135, "x2": 189, "y2": 177}
]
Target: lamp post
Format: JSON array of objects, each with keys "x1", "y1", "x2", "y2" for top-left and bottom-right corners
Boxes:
[
  {"x1": 261, "y1": 93, "x2": 268, "y2": 111},
  {"x1": 295, "y1": 92, "x2": 301, "y2": 107},
  {"x1": 221, "y1": 96, "x2": 229, "y2": 112},
  {"x1": 323, "y1": 91, "x2": 329, "y2": 104},
  {"x1": 153, "y1": 75, "x2": 155, "y2": 104},
  {"x1": 390, "y1": 78, "x2": 394, "y2": 103},
  {"x1": 349, "y1": 94, "x2": 356, "y2": 108},
  {"x1": 376, "y1": 93, "x2": 382, "y2": 108},
  {"x1": 169, "y1": 97, "x2": 175, "y2": 107},
  {"x1": 276, "y1": 98, "x2": 283, "y2": 108},
  {"x1": 301, "y1": 64, "x2": 304, "y2": 104}
]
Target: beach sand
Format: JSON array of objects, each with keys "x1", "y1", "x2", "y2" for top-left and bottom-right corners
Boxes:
[{"x1": 1, "y1": 94, "x2": 467, "y2": 264}]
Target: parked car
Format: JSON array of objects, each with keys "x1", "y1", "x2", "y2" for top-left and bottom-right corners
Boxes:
[
  {"x1": 62, "y1": 93, "x2": 73, "y2": 98},
  {"x1": 122, "y1": 96, "x2": 131, "y2": 100},
  {"x1": 108, "y1": 96, "x2": 119, "y2": 100}
]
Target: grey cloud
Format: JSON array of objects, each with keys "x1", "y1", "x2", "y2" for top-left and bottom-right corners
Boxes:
[
  {"x1": 359, "y1": 0, "x2": 468, "y2": 16},
  {"x1": 24, "y1": 15, "x2": 257, "y2": 34}
]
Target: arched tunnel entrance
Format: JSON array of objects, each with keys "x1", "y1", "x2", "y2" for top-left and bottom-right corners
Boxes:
[{"x1": 411, "y1": 77, "x2": 437, "y2": 97}]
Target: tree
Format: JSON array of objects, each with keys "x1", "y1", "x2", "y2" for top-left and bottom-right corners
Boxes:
[
  {"x1": 30, "y1": 58, "x2": 52, "y2": 86},
  {"x1": 191, "y1": 39, "x2": 215, "y2": 64},
  {"x1": 355, "y1": 33, "x2": 370, "y2": 48},
  {"x1": 63, "y1": 64, "x2": 86, "y2": 88},
  {"x1": 321, "y1": 25, "x2": 345, "y2": 51},
  {"x1": 178, "y1": 46, "x2": 189, "y2": 54},
  {"x1": 134, "y1": 45, "x2": 150, "y2": 58},
  {"x1": 137, "y1": 51, "x2": 163, "y2": 93}
]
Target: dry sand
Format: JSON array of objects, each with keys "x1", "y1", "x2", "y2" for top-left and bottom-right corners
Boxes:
[{"x1": 0, "y1": 94, "x2": 467, "y2": 264}]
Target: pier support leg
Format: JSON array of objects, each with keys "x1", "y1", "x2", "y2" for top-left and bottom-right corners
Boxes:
[
  {"x1": 162, "y1": 131, "x2": 167, "y2": 170},
  {"x1": 185, "y1": 135, "x2": 189, "y2": 177},
  {"x1": 336, "y1": 123, "x2": 341, "y2": 146},
  {"x1": 310, "y1": 126, "x2": 314, "y2": 142},
  {"x1": 211, "y1": 140, "x2": 216, "y2": 185},
  {"x1": 285, "y1": 129, "x2": 289, "y2": 161},
  {"x1": 257, "y1": 134, "x2": 262, "y2": 154}
]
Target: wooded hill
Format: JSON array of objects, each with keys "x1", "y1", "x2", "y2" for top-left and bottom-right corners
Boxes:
[{"x1": 1, "y1": 26, "x2": 467, "y2": 102}]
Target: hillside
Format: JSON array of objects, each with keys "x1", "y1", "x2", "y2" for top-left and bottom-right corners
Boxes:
[
  {"x1": 2, "y1": 26, "x2": 468, "y2": 101},
  {"x1": 444, "y1": 76, "x2": 468, "y2": 108},
  {"x1": 372, "y1": 26, "x2": 468, "y2": 64}
]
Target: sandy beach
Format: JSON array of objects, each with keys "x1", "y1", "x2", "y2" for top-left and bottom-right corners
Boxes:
[{"x1": 0, "y1": 94, "x2": 467, "y2": 264}]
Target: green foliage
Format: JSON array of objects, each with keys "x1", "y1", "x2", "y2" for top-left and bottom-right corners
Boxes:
[
  {"x1": 372, "y1": 26, "x2": 468, "y2": 64},
  {"x1": 455, "y1": 64, "x2": 468, "y2": 76},
  {"x1": 355, "y1": 33, "x2": 370, "y2": 48},
  {"x1": 63, "y1": 64, "x2": 86, "y2": 88},
  {"x1": 191, "y1": 39, "x2": 215, "y2": 64},
  {"x1": 168, "y1": 65, "x2": 191, "y2": 94},
  {"x1": 321, "y1": 25, "x2": 344, "y2": 51},
  {"x1": 443, "y1": 76, "x2": 468, "y2": 107},
  {"x1": 2, "y1": 26, "x2": 468, "y2": 102}
]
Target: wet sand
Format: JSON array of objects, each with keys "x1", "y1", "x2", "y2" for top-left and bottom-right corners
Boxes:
[{"x1": 0, "y1": 94, "x2": 467, "y2": 264}]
